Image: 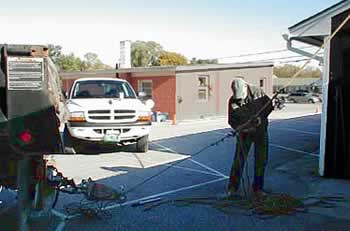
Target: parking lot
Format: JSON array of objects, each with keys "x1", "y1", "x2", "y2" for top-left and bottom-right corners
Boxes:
[
  {"x1": 52, "y1": 103, "x2": 330, "y2": 230},
  {"x1": 4, "y1": 103, "x2": 350, "y2": 231}
]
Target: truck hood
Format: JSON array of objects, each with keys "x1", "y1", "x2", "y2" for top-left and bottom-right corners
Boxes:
[{"x1": 67, "y1": 98, "x2": 150, "y2": 112}]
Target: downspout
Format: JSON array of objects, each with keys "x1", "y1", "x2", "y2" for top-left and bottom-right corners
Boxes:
[
  {"x1": 282, "y1": 34, "x2": 324, "y2": 64},
  {"x1": 318, "y1": 36, "x2": 331, "y2": 177}
]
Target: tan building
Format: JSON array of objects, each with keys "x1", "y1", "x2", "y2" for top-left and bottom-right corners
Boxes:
[{"x1": 175, "y1": 63, "x2": 273, "y2": 121}]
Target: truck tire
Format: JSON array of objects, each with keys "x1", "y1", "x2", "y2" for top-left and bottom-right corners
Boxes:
[
  {"x1": 63, "y1": 126, "x2": 82, "y2": 154},
  {"x1": 136, "y1": 135, "x2": 149, "y2": 153}
]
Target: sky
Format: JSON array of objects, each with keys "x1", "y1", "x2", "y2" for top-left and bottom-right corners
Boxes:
[{"x1": 0, "y1": 0, "x2": 340, "y2": 66}]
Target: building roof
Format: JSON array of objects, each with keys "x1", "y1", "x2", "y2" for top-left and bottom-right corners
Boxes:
[
  {"x1": 274, "y1": 77, "x2": 320, "y2": 87},
  {"x1": 59, "y1": 62, "x2": 273, "y2": 79},
  {"x1": 175, "y1": 62, "x2": 273, "y2": 73},
  {"x1": 288, "y1": 0, "x2": 350, "y2": 46},
  {"x1": 289, "y1": 0, "x2": 348, "y2": 31}
]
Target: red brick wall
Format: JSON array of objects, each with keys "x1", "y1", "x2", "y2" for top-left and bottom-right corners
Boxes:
[
  {"x1": 61, "y1": 73, "x2": 116, "y2": 93},
  {"x1": 120, "y1": 75, "x2": 176, "y2": 120},
  {"x1": 62, "y1": 79, "x2": 76, "y2": 93}
]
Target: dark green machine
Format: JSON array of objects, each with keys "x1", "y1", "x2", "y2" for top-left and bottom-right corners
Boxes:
[{"x1": 0, "y1": 44, "x2": 63, "y2": 230}]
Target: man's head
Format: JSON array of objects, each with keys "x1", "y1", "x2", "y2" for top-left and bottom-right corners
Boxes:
[{"x1": 231, "y1": 78, "x2": 248, "y2": 100}]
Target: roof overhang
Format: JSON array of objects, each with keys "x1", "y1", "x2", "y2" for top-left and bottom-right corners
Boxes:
[
  {"x1": 175, "y1": 62, "x2": 273, "y2": 74},
  {"x1": 288, "y1": 0, "x2": 350, "y2": 46},
  {"x1": 289, "y1": 36, "x2": 325, "y2": 47}
]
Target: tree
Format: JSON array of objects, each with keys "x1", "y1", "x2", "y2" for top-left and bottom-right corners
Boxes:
[
  {"x1": 83, "y1": 52, "x2": 105, "y2": 70},
  {"x1": 131, "y1": 41, "x2": 163, "y2": 67},
  {"x1": 159, "y1": 51, "x2": 188, "y2": 66},
  {"x1": 48, "y1": 44, "x2": 62, "y2": 64},
  {"x1": 190, "y1": 57, "x2": 218, "y2": 65},
  {"x1": 274, "y1": 64, "x2": 322, "y2": 78},
  {"x1": 56, "y1": 53, "x2": 84, "y2": 72},
  {"x1": 48, "y1": 44, "x2": 111, "y2": 71}
]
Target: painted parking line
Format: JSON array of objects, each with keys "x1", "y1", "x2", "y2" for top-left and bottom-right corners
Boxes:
[
  {"x1": 151, "y1": 142, "x2": 228, "y2": 178},
  {"x1": 189, "y1": 159, "x2": 228, "y2": 178},
  {"x1": 209, "y1": 129, "x2": 319, "y2": 158},
  {"x1": 271, "y1": 127, "x2": 319, "y2": 136},
  {"x1": 151, "y1": 142, "x2": 178, "y2": 153},
  {"x1": 270, "y1": 143, "x2": 319, "y2": 157},
  {"x1": 105, "y1": 177, "x2": 228, "y2": 210},
  {"x1": 214, "y1": 126, "x2": 319, "y2": 136},
  {"x1": 166, "y1": 164, "x2": 223, "y2": 177},
  {"x1": 115, "y1": 151, "x2": 220, "y2": 177}
]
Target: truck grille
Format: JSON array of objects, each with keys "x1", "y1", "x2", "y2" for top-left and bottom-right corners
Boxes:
[
  {"x1": 87, "y1": 110, "x2": 136, "y2": 121},
  {"x1": 93, "y1": 128, "x2": 131, "y2": 134}
]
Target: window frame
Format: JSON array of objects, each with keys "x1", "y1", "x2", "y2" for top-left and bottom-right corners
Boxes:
[
  {"x1": 138, "y1": 79, "x2": 153, "y2": 99},
  {"x1": 197, "y1": 75, "x2": 209, "y2": 102},
  {"x1": 260, "y1": 79, "x2": 265, "y2": 88}
]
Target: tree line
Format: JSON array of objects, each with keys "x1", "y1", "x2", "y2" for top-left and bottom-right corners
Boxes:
[
  {"x1": 130, "y1": 41, "x2": 218, "y2": 67},
  {"x1": 48, "y1": 41, "x2": 218, "y2": 71},
  {"x1": 273, "y1": 64, "x2": 322, "y2": 78},
  {"x1": 48, "y1": 44, "x2": 111, "y2": 72},
  {"x1": 49, "y1": 41, "x2": 322, "y2": 78}
]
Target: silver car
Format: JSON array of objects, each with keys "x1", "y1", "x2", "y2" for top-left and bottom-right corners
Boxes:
[{"x1": 287, "y1": 92, "x2": 320, "y2": 103}]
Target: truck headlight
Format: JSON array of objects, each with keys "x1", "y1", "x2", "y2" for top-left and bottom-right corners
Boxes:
[
  {"x1": 137, "y1": 111, "x2": 152, "y2": 122},
  {"x1": 68, "y1": 111, "x2": 86, "y2": 122}
]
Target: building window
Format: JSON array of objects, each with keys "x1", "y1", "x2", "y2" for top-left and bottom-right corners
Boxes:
[
  {"x1": 260, "y1": 79, "x2": 264, "y2": 88},
  {"x1": 198, "y1": 75, "x2": 209, "y2": 102},
  {"x1": 138, "y1": 80, "x2": 152, "y2": 99}
]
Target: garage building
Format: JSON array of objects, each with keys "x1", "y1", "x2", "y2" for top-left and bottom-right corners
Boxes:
[{"x1": 286, "y1": 0, "x2": 350, "y2": 178}]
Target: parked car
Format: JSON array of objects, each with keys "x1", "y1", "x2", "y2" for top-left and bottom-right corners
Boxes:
[
  {"x1": 287, "y1": 92, "x2": 321, "y2": 103},
  {"x1": 276, "y1": 93, "x2": 289, "y2": 102}
]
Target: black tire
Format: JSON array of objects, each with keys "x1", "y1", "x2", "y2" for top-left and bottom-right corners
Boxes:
[
  {"x1": 63, "y1": 125, "x2": 73, "y2": 148},
  {"x1": 136, "y1": 135, "x2": 149, "y2": 153},
  {"x1": 63, "y1": 126, "x2": 83, "y2": 154},
  {"x1": 308, "y1": 99, "x2": 315, "y2": 104},
  {"x1": 290, "y1": 98, "x2": 296, "y2": 103}
]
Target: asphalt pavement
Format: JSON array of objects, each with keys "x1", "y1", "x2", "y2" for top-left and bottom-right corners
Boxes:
[{"x1": 2, "y1": 103, "x2": 350, "y2": 231}]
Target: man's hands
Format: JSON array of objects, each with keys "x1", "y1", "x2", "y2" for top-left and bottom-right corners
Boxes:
[
  {"x1": 254, "y1": 117, "x2": 262, "y2": 127},
  {"x1": 238, "y1": 116, "x2": 262, "y2": 134}
]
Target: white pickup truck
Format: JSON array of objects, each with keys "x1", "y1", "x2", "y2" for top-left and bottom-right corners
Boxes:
[{"x1": 64, "y1": 78, "x2": 154, "y2": 153}]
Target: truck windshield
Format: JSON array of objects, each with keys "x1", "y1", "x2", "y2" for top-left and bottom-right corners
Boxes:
[{"x1": 72, "y1": 80, "x2": 136, "y2": 99}]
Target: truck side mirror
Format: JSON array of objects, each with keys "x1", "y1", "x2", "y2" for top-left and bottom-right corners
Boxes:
[{"x1": 138, "y1": 92, "x2": 146, "y2": 98}]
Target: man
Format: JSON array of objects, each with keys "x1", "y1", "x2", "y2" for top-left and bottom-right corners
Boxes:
[{"x1": 227, "y1": 78, "x2": 272, "y2": 196}]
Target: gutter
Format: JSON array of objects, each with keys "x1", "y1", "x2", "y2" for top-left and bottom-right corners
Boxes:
[{"x1": 282, "y1": 34, "x2": 324, "y2": 64}]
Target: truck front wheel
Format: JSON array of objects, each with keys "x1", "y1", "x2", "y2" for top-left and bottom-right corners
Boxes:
[{"x1": 136, "y1": 135, "x2": 149, "y2": 153}]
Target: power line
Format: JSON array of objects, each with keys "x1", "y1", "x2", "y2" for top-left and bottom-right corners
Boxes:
[
  {"x1": 214, "y1": 46, "x2": 314, "y2": 60},
  {"x1": 224, "y1": 53, "x2": 324, "y2": 65},
  {"x1": 279, "y1": 58, "x2": 311, "y2": 64}
]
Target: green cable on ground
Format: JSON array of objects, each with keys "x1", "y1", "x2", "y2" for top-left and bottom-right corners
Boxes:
[{"x1": 142, "y1": 193, "x2": 348, "y2": 219}]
